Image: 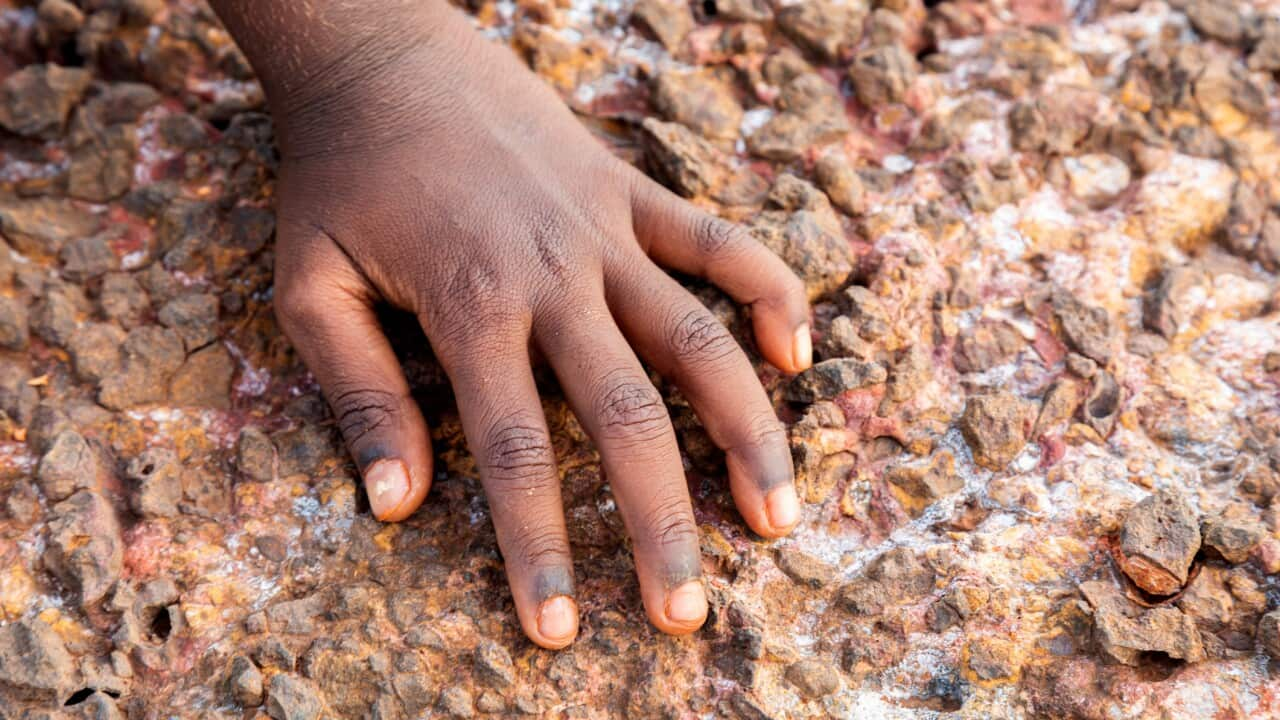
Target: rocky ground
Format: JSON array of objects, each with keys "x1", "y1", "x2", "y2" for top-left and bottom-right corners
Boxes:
[{"x1": 1, "y1": 0, "x2": 1280, "y2": 718}]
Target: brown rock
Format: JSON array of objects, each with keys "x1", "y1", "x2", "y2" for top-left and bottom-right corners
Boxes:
[
  {"x1": 848, "y1": 44, "x2": 917, "y2": 107},
  {"x1": 966, "y1": 636, "x2": 1018, "y2": 681},
  {"x1": 1082, "y1": 370, "x2": 1122, "y2": 438},
  {"x1": 651, "y1": 69, "x2": 743, "y2": 142},
  {"x1": 639, "y1": 118, "x2": 765, "y2": 204},
  {"x1": 44, "y1": 490, "x2": 123, "y2": 605},
  {"x1": 814, "y1": 151, "x2": 866, "y2": 216},
  {"x1": 0, "y1": 296, "x2": 28, "y2": 351},
  {"x1": 126, "y1": 447, "x2": 182, "y2": 518},
  {"x1": 784, "y1": 659, "x2": 840, "y2": 698},
  {"x1": 777, "y1": 0, "x2": 867, "y2": 63},
  {"x1": 228, "y1": 655, "x2": 263, "y2": 707},
  {"x1": 885, "y1": 451, "x2": 962, "y2": 517},
  {"x1": 786, "y1": 358, "x2": 887, "y2": 402},
  {"x1": 67, "y1": 322, "x2": 125, "y2": 383},
  {"x1": 170, "y1": 343, "x2": 235, "y2": 409},
  {"x1": 749, "y1": 210, "x2": 853, "y2": 299},
  {"x1": 1144, "y1": 267, "x2": 1205, "y2": 339},
  {"x1": 1118, "y1": 488, "x2": 1201, "y2": 596},
  {"x1": 959, "y1": 392, "x2": 1035, "y2": 471},
  {"x1": 953, "y1": 320, "x2": 1025, "y2": 373},
  {"x1": 0, "y1": 195, "x2": 99, "y2": 257},
  {"x1": 1201, "y1": 514, "x2": 1266, "y2": 564},
  {"x1": 1033, "y1": 378, "x2": 1084, "y2": 437},
  {"x1": 1052, "y1": 289, "x2": 1113, "y2": 365},
  {"x1": 0, "y1": 618, "x2": 78, "y2": 704},
  {"x1": 36, "y1": 429, "x2": 101, "y2": 502},
  {"x1": 1080, "y1": 580, "x2": 1205, "y2": 665},
  {"x1": 840, "y1": 547, "x2": 935, "y2": 614},
  {"x1": 0, "y1": 64, "x2": 92, "y2": 139},
  {"x1": 1184, "y1": 1, "x2": 1244, "y2": 45},
  {"x1": 1258, "y1": 610, "x2": 1280, "y2": 657},
  {"x1": 775, "y1": 546, "x2": 836, "y2": 588},
  {"x1": 631, "y1": 0, "x2": 694, "y2": 52},
  {"x1": 98, "y1": 326, "x2": 186, "y2": 409},
  {"x1": 266, "y1": 673, "x2": 324, "y2": 720}
]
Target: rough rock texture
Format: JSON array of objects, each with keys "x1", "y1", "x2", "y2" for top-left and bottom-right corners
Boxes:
[
  {"x1": 1118, "y1": 488, "x2": 1201, "y2": 596},
  {"x1": 2, "y1": 1, "x2": 1280, "y2": 719}
]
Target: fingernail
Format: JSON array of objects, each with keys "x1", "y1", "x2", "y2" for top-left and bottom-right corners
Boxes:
[
  {"x1": 766, "y1": 485, "x2": 801, "y2": 532},
  {"x1": 537, "y1": 595, "x2": 578, "y2": 643},
  {"x1": 665, "y1": 580, "x2": 707, "y2": 627},
  {"x1": 793, "y1": 323, "x2": 812, "y2": 371},
  {"x1": 365, "y1": 459, "x2": 410, "y2": 521}
]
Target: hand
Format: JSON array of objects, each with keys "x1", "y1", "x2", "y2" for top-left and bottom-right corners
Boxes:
[{"x1": 217, "y1": 0, "x2": 811, "y2": 648}]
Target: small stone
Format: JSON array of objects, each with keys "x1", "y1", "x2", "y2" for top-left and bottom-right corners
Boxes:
[
  {"x1": 953, "y1": 320, "x2": 1025, "y2": 373},
  {"x1": 228, "y1": 655, "x2": 263, "y2": 707},
  {"x1": 786, "y1": 358, "x2": 887, "y2": 402},
  {"x1": 67, "y1": 322, "x2": 125, "y2": 383},
  {"x1": 0, "y1": 195, "x2": 98, "y2": 257},
  {"x1": 97, "y1": 326, "x2": 186, "y2": 410},
  {"x1": 651, "y1": 69, "x2": 743, "y2": 142},
  {"x1": 631, "y1": 0, "x2": 693, "y2": 52},
  {"x1": 959, "y1": 392, "x2": 1035, "y2": 471},
  {"x1": 1144, "y1": 267, "x2": 1205, "y2": 340},
  {"x1": 266, "y1": 673, "x2": 323, "y2": 720},
  {"x1": 777, "y1": 0, "x2": 866, "y2": 63},
  {"x1": 840, "y1": 547, "x2": 935, "y2": 615},
  {"x1": 474, "y1": 640, "x2": 515, "y2": 689},
  {"x1": 43, "y1": 490, "x2": 123, "y2": 605},
  {"x1": 1258, "y1": 611, "x2": 1280, "y2": 657},
  {"x1": 750, "y1": 211, "x2": 853, "y2": 299},
  {"x1": 158, "y1": 293, "x2": 219, "y2": 352},
  {"x1": 37, "y1": 0, "x2": 85, "y2": 34},
  {"x1": 36, "y1": 429, "x2": 100, "y2": 502},
  {"x1": 1080, "y1": 581, "x2": 1205, "y2": 665},
  {"x1": 0, "y1": 296, "x2": 28, "y2": 350},
  {"x1": 885, "y1": 451, "x2": 962, "y2": 517},
  {"x1": 1185, "y1": 1, "x2": 1244, "y2": 45},
  {"x1": 784, "y1": 659, "x2": 840, "y2": 698},
  {"x1": 966, "y1": 636, "x2": 1018, "y2": 681},
  {"x1": 1063, "y1": 154, "x2": 1130, "y2": 207},
  {"x1": 814, "y1": 151, "x2": 866, "y2": 216},
  {"x1": 169, "y1": 343, "x2": 235, "y2": 409},
  {"x1": 848, "y1": 44, "x2": 917, "y2": 107},
  {"x1": 0, "y1": 618, "x2": 77, "y2": 703},
  {"x1": 1201, "y1": 514, "x2": 1266, "y2": 564},
  {"x1": 125, "y1": 447, "x2": 182, "y2": 518},
  {"x1": 439, "y1": 685, "x2": 475, "y2": 719},
  {"x1": 1118, "y1": 488, "x2": 1201, "y2": 596},
  {"x1": 0, "y1": 64, "x2": 92, "y2": 139},
  {"x1": 1052, "y1": 289, "x2": 1112, "y2": 364},
  {"x1": 775, "y1": 546, "x2": 836, "y2": 588},
  {"x1": 237, "y1": 427, "x2": 276, "y2": 482}
]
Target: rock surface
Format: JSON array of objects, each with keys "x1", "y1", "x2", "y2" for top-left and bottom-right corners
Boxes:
[{"x1": 0, "y1": 2, "x2": 1279, "y2": 719}]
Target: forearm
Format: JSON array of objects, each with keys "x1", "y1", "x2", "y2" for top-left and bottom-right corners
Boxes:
[{"x1": 206, "y1": 0, "x2": 462, "y2": 156}]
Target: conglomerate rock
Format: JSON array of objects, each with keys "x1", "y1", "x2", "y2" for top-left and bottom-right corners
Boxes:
[{"x1": 1, "y1": 1, "x2": 1279, "y2": 719}]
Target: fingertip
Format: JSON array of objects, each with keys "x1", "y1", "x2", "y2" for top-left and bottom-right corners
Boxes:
[
  {"x1": 531, "y1": 595, "x2": 579, "y2": 649},
  {"x1": 657, "y1": 580, "x2": 707, "y2": 634},
  {"x1": 765, "y1": 485, "x2": 801, "y2": 535},
  {"x1": 364, "y1": 458, "x2": 430, "y2": 522},
  {"x1": 792, "y1": 322, "x2": 812, "y2": 372}
]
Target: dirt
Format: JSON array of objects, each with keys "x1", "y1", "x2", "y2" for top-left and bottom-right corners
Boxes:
[{"x1": 2, "y1": 0, "x2": 1280, "y2": 719}]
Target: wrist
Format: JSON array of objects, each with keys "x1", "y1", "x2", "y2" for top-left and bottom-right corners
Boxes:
[{"x1": 208, "y1": 0, "x2": 462, "y2": 158}]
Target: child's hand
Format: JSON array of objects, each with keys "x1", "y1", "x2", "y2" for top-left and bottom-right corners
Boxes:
[{"x1": 213, "y1": 0, "x2": 810, "y2": 648}]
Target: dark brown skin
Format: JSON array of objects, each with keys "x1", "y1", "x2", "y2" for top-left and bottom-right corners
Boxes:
[{"x1": 209, "y1": 0, "x2": 812, "y2": 648}]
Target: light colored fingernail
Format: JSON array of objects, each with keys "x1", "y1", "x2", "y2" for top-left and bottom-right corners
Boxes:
[
  {"x1": 665, "y1": 580, "x2": 707, "y2": 627},
  {"x1": 537, "y1": 595, "x2": 578, "y2": 644},
  {"x1": 766, "y1": 485, "x2": 801, "y2": 532},
  {"x1": 365, "y1": 459, "x2": 410, "y2": 521},
  {"x1": 793, "y1": 323, "x2": 812, "y2": 371}
]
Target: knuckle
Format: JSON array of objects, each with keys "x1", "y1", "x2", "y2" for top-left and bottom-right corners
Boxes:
[
  {"x1": 668, "y1": 309, "x2": 737, "y2": 368},
  {"x1": 328, "y1": 383, "x2": 402, "y2": 446},
  {"x1": 526, "y1": 209, "x2": 575, "y2": 281},
  {"x1": 738, "y1": 411, "x2": 787, "y2": 453},
  {"x1": 481, "y1": 416, "x2": 556, "y2": 491},
  {"x1": 272, "y1": 280, "x2": 319, "y2": 334},
  {"x1": 507, "y1": 525, "x2": 570, "y2": 569},
  {"x1": 642, "y1": 492, "x2": 698, "y2": 549},
  {"x1": 694, "y1": 216, "x2": 747, "y2": 259},
  {"x1": 594, "y1": 373, "x2": 670, "y2": 443}
]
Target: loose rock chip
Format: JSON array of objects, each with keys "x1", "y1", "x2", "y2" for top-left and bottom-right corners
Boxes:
[{"x1": 1117, "y1": 488, "x2": 1201, "y2": 596}]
